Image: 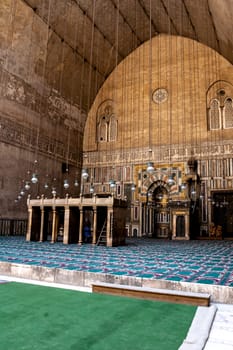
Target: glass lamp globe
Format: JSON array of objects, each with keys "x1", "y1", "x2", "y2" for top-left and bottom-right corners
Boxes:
[
  {"x1": 147, "y1": 162, "x2": 154, "y2": 173},
  {"x1": 167, "y1": 176, "x2": 175, "y2": 186},
  {"x1": 74, "y1": 179, "x2": 79, "y2": 187},
  {"x1": 63, "y1": 179, "x2": 69, "y2": 189},
  {"x1": 31, "y1": 173, "x2": 38, "y2": 184},
  {"x1": 131, "y1": 183, "x2": 136, "y2": 191},
  {"x1": 109, "y1": 180, "x2": 116, "y2": 188},
  {"x1": 81, "y1": 169, "x2": 89, "y2": 180},
  {"x1": 51, "y1": 188, "x2": 56, "y2": 196},
  {"x1": 181, "y1": 183, "x2": 186, "y2": 190},
  {"x1": 25, "y1": 181, "x2": 30, "y2": 190}
]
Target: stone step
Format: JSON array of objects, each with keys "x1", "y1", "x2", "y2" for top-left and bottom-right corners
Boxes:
[{"x1": 92, "y1": 282, "x2": 211, "y2": 306}]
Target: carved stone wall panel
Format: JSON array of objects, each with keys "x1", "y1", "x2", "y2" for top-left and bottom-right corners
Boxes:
[
  {"x1": 0, "y1": 115, "x2": 81, "y2": 166},
  {"x1": 83, "y1": 142, "x2": 233, "y2": 169},
  {"x1": 0, "y1": 67, "x2": 85, "y2": 132}
]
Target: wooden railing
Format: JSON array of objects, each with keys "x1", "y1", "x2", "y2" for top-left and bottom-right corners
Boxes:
[{"x1": 0, "y1": 218, "x2": 27, "y2": 236}]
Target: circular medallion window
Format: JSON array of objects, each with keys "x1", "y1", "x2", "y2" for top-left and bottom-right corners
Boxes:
[{"x1": 152, "y1": 88, "x2": 168, "y2": 104}]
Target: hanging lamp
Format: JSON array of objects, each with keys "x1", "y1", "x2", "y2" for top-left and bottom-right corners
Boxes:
[
  {"x1": 51, "y1": 187, "x2": 56, "y2": 196},
  {"x1": 90, "y1": 184, "x2": 94, "y2": 193},
  {"x1": 81, "y1": 168, "x2": 89, "y2": 180},
  {"x1": 109, "y1": 179, "x2": 116, "y2": 188},
  {"x1": 20, "y1": 189, "x2": 25, "y2": 196},
  {"x1": 31, "y1": 173, "x2": 38, "y2": 184},
  {"x1": 25, "y1": 181, "x2": 30, "y2": 190},
  {"x1": 131, "y1": 183, "x2": 136, "y2": 192},
  {"x1": 63, "y1": 179, "x2": 69, "y2": 189},
  {"x1": 181, "y1": 182, "x2": 186, "y2": 190},
  {"x1": 167, "y1": 174, "x2": 175, "y2": 186},
  {"x1": 147, "y1": 162, "x2": 154, "y2": 173}
]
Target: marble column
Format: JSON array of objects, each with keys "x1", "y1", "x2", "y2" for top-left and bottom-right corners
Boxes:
[
  {"x1": 39, "y1": 208, "x2": 44, "y2": 242},
  {"x1": 26, "y1": 207, "x2": 32, "y2": 241},
  {"x1": 106, "y1": 207, "x2": 113, "y2": 247},
  {"x1": 172, "y1": 214, "x2": 176, "y2": 239},
  {"x1": 63, "y1": 206, "x2": 70, "y2": 244},
  {"x1": 78, "y1": 208, "x2": 83, "y2": 245},
  {"x1": 92, "y1": 207, "x2": 97, "y2": 245},
  {"x1": 51, "y1": 208, "x2": 57, "y2": 243}
]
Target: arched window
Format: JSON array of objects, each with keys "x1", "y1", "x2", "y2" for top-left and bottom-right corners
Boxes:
[
  {"x1": 223, "y1": 98, "x2": 233, "y2": 129},
  {"x1": 98, "y1": 117, "x2": 107, "y2": 142},
  {"x1": 207, "y1": 81, "x2": 233, "y2": 131},
  {"x1": 96, "y1": 100, "x2": 118, "y2": 143},
  {"x1": 209, "y1": 99, "x2": 221, "y2": 130},
  {"x1": 109, "y1": 115, "x2": 117, "y2": 141}
]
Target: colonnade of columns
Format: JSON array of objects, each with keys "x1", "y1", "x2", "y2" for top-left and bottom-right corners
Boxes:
[{"x1": 26, "y1": 203, "x2": 117, "y2": 247}]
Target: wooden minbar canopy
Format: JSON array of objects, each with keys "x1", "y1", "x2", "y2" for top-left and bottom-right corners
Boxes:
[{"x1": 26, "y1": 194, "x2": 128, "y2": 246}]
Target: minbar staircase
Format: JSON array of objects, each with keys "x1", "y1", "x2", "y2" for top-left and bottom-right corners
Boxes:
[{"x1": 96, "y1": 220, "x2": 107, "y2": 246}]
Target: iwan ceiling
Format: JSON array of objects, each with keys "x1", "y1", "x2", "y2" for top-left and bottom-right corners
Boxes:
[{"x1": 23, "y1": 0, "x2": 233, "y2": 112}]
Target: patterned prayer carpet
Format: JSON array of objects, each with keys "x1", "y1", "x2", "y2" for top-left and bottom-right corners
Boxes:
[{"x1": 0, "y1": 236, "x2": 233, "y2": 286}]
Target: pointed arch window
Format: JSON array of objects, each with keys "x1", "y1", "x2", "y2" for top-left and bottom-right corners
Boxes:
[
  {"x1": 223, "y1": 98, "x2": 233, "y2": 129},
  {"x1": 98, "y1": 117, "x2": 108, "y2": 142},
  {"x1": 109, "y1": 115, "x2": 118, "y2": 141},
  {"x1": 96, "y1": 101, "x2": 118, "y2": 143},
  {"x1": 207, "y1": 81, "x2": 233, "y2": 131},
  {"x1": 209, "y1": 99, "x2": 221, "y2": 130}
]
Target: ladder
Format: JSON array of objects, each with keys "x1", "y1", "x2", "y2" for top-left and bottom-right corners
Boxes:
[{"x1": 96, "y1": 220, "x2": 107, "y2": 246}]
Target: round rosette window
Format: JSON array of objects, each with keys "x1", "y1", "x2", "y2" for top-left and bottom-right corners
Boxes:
[{"x1": 152, "y1": 88, "x2": 168, "y2": 104}]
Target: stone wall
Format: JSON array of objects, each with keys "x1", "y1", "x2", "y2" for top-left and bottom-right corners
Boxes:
[
  {"x1": 83, "y1": 35, "x2": 233, "y2": 234},
  {"x1": 0, "y1": 0, "x2": 85, "y2": 218},
  {"x1": 84, "y1": 34, "x2": 233, "y2": 154}
]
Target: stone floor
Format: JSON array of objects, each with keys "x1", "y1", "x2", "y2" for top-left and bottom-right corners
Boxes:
[{"x1": 204, "y1": 303, "x2": 233, "y2": 350}]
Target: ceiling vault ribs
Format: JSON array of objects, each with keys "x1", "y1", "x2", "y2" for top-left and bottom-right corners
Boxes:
[
  {"x1": 181, "y1": 0, "x2": 198, "y2": 40},
  {"x1": 12, "y1": 0, "x2": 233, "y2": 111},
  {"x1": 159, "y1": 0, "x2": 179, "y2": 35},
  {"x1": 72, "y1": 0, "x2": 125, "y2": 60},
  {"x1": 137, "y1": 0, "x2": 159, "y2": 35},
  {"x1": 50, "y1": 25, "x2": 106, "y2": 80},
  {"x1": 206, "y1": 0, "x2": 220, "y2": 51},
  {"x1": 110, "y1": 0, "x2": 143, "y2": 46},
  {"x1": 22, "y1": 0, "x2": 107, "y2": 80}
]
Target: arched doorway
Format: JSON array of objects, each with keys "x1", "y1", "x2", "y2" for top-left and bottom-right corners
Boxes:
[
  {"x1": 176, "y1": 215, "x2": 185, "y2": 237},
  {"x1": 212, "y1": 191, "x2": 233, "y2": 238},
  {"x1": 145, "y1": 182, "x2": 170, "y2": 238}
]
